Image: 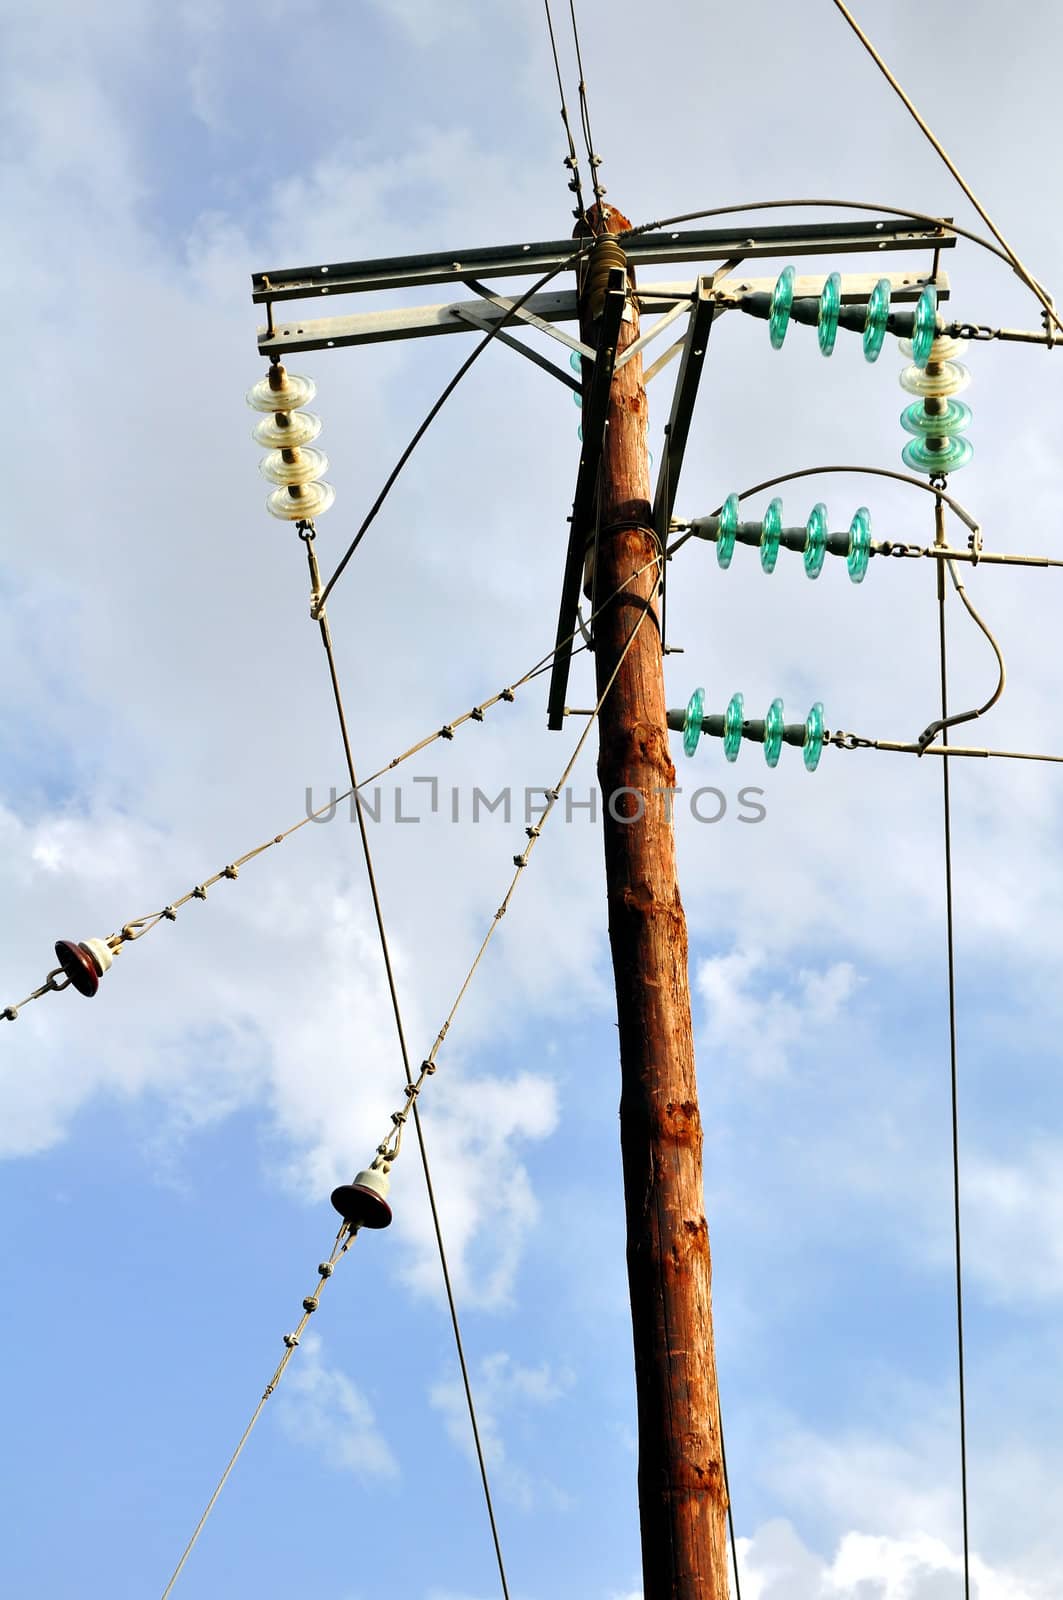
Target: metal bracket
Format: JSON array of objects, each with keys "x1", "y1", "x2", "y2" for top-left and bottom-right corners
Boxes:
[
  {"x1": 652, "y1": 283, "x2": 716, "y2": 546},
  {"x1": 546, "y1": 272, "x2": 627, "y2": 731},
  {"x1": 463, "y1": 278, "x2": 595, "y2": 360},
  {"x1": 614, "y1": 294, "x2": 693, "y2": 371},
  {"x1": 449, "y1": 305, "x2": 581, "y2": 391}
]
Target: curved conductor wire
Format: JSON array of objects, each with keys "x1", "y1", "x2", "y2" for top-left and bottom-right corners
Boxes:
[
  {"x1": 316, "y1": 238, "x2": 597, "y2": 610},
  {"x1": 917, "y1": 523, "x2": 1006, "y2": 749},
  {"x1": 829, "y1": 0, "x2": 1058, "y2": 336},
  {"x1": 622, "y1": 197, "x2": 1058, "y2": 328},
  {"x1": 667, "y1": 463, "x2": 981, "y2": 560},
  {"x1": 667, "y1": 466, "x2": 1005, "y2": 751}
]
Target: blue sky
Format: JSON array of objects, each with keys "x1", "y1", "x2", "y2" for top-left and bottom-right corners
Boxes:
[{"x1": 3, "y1": 2, "x2": 1063, "y2": 1597}]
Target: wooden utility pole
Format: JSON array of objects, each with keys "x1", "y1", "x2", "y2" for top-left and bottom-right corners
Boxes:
[{"x1": 578, "y1": 205, "x2": 730, "y2": 1600}]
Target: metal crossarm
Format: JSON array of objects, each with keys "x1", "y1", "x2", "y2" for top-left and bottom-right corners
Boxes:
[{"x1": 251, "y1": 217, "x2": 954, "y2": 305}]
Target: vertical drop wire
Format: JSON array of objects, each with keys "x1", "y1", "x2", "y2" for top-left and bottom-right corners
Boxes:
[
  {"x1": 935, "y1": 503, "x2": 971, "y2": 1600},
  {"x1": 312, "y1": 552, "x2": 512, "y2": 1600}
]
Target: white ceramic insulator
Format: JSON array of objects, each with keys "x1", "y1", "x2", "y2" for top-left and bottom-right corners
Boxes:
[
  {"x1": 253, "y1": 411, "x2": 323, "y2": 450},
  {"x1": 259, "y1": 445, "x2": 329, "y2": 486},
  {"x1": 246, "y1": 371, "x2": 316, "y2": 413},
  {"x1": 899, "y1": 335, "x2": 968, "y2": 363},
  {"x1": 899, "y1": 359, "x2": 971, "y2": 398},
  {"x1": 82, "y1": 938, "x2": 114, "y2": 975},
  {"x1": 267, "y1": 481, "x2": 336, "y2": 521}
]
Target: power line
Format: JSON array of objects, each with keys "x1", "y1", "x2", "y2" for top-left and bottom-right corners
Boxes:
[
  {"x1": 828, "y1": 0, "x2": 1060, "y2": 335},
  {"x1": 935, "y1": 506, "x2": 972, "y2": 1600},
  {"x1": 305, "y1": 526, "x2": 513, "y2": 1600},
  {"x1": 155, "y1": 566, "x2": 658, "y2": 1598},
  {"x1": 623, "y1": 197, "x2": 1058, "y2": 312},
  {"x1": 566, "y1": 0, "x2": 606, "y2": 213},
  {"x1": 1, "y1": 556, "x2": 661, "y2": 1021},
  {"x1": 542, "y1": 0, "x2": 589, "y2": 223},
  {"x1": 160, "y1": 1225, "x2": 351, "y2": 1600}
]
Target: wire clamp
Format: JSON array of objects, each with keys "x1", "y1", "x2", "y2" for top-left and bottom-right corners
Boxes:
[
  {"x1": 282, "y1": 1332, "x2": 300, "y2": 1349},
  {"x1": 440, "y1": 725, "x2": 455, "y2": 741},
  {"x1": 501, "y1": 688, "x2": 515, "y2": 702}
]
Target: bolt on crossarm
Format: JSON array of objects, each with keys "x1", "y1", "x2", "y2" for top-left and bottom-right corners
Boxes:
[{"x1": 577, "y1": 203, "x2": 729, "y2": 1600}]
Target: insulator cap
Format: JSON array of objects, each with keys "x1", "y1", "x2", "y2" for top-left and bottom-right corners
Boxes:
[
  {"x1": 760, "y1": 498, "x2": 783, "y2": 574},
  {"x1": 331, "y1": 1166, "x2": 393, "y2": 1230},
  {"x1": 252, "y1": 411, "x2": 323, "y2": 449},
  {"x1": 246, "y1": 371, "x2": 316, "y2": 413},
  {"x1": 683, "y1": 687, "x2": 706, "y2": 757},
  {"x1": 266, "y1": 481, "x2": 336, "y2": 521},
  {"x1": 769, "y1": 265, "x2": 795, "y2": 350},
  {"x1": 899, "y1": 359, "x2": 971, "y2": 398},
  {"x1": 863, "y1": 279, "x2": 891, "y2": 362},
  {"x1": 259, "y1": 445, "x2": 329, "y2": 486},
  {"x1": 54, "y1": 938, "x2": 113, "y2": 998},
  {"x1": 818, "y1": 272, "x2": 841, "y2": 357}
]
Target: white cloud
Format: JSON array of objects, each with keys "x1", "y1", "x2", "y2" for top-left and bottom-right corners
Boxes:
[
  {"x1": 395, "y1": 1071, "x2": 559, "y2": 1309},
  {"x1": 696, "y1": 947, "x2": 860, "y2": 1076},
  {"x1": 961, "y1": 1142, "x2": 1063, "y2": 1303},
  {"x1": 277, "y1": 1331, "x2": 398, "y2": 1481},
  {"x1": 736, "y1": 1521, "x2": 1043, "y2": 1600},
  {"x1": 429, "y1": 1349, "x2": 570, "y2": 1509}
]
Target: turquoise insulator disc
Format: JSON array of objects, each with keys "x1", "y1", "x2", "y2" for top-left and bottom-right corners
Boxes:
[
  {"x1": 716, "y1": 492, "x2": 740, "y2": 570},
  {"x1": 902, "y1": 435, "x2": 974, "y2": 474},
  {"x1": 804, "y1": 502, "x2": 828, "y2": 579},
  {"x1": 724, "y1": 692, "x2": 744, "y2": 763},
  {"x1": 769, "y1": 265, "x2": 796, "y2": 350},
  {"x1": 847, "y1": 506, "x2": 871, "y2": 584},
  {"x1": 764, "y1": 698, "x2": 785, "y2": 768},
  {"x1": 760, "y1": 497, "x2": 783, "y2": 574},
  {"x1": 573, "y1": 388, "x2": 583, "y2": 407},
  {"x1": 911, "y1": 284, "x2": 938, "y2": 368},
  {"x1": 803, "y1": 701, "x2": 825, "y2": 772},
  {"x1": 570, "y1": 349, "x2": 584, "y2": 373},
  {"x1": 683, "y1": 687, "x2": 706, "y2": 757},
  {"x1": 863, "y1": 278, "x2": 891, "y2": 362},
  {"x1": 818, "y1": 272, "x2": 841, "y2": 357},
  {"x1": 900, "y1": 398, "x2": 972, "y2": 437}
]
